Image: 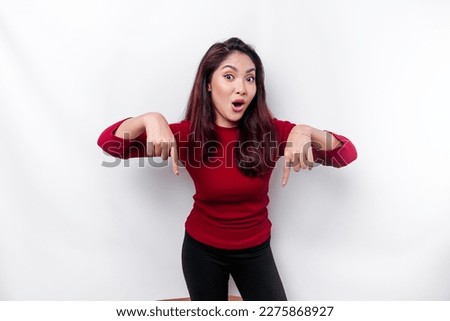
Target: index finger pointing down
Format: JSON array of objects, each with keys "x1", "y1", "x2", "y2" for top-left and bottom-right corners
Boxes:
[
  {"x1": 171, "y1": 140, "x2": 180, "y2": 176},
  {"x1": 282, "y1": 158, "x2": 292, "y2": 187}
]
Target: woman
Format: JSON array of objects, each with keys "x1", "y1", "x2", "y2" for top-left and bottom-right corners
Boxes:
[{"x1": 97, "y1": 37, "x2": 357, "y2": 301}]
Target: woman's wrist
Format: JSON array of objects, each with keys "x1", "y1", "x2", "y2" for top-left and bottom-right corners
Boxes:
[
  {"x1": 115, "y1": 112, "x2": 164, "y2": 139},
  {"x1": 291, "y1": 124, "x2": 312, "y2": 136},
  {"x1": 142, "y1": 112, "x2": 164, "y2": 124},
  {"x1": 292, "y1": 124, "x2": 341, "y2": 150}
]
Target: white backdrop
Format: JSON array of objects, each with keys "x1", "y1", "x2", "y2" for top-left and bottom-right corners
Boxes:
[{"x1": 1, "y1": 0, "x2": 449, "y2": 300}]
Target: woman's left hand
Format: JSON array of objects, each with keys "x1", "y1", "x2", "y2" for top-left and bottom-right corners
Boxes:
[{"x1": 282, "y1": 125, "x2": 314, "y2": 187}]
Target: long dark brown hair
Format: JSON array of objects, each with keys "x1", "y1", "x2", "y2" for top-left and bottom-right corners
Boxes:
[{"x1": 184, "y1": 37, "x2": 277, "y2": 176}]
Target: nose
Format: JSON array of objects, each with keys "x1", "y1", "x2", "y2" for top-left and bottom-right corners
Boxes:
[{"x1": 235, "y1": 79, "x2": 247, "y2": 95}]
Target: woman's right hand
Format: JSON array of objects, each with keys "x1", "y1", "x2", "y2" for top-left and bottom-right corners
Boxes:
[
  {"x1": 115, "y1": 112, "x2": 179, "y2": 176},
  {"x1": 143, "y1": 113, "x2": 179, "y2": 175}
]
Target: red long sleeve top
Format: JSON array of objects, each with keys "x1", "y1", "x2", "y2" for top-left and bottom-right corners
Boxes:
[{"x1": 98, "y1": 118, "x2": 357, "y2": 249}]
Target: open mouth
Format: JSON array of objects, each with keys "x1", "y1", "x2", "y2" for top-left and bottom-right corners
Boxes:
[{"x1": 232, "y1": 100, "x2": 245, "y2": 111}]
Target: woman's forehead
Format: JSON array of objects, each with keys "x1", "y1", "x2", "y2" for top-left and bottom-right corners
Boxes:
[{"x1": 219, "y1": 52, "x2": 256, "y2": 71}]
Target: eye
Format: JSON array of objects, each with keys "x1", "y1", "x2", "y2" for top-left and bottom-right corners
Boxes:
[
  {"x1": 246, "y1": 76, "x2": 255, "y2": 82},
  {"x1": 223, "y1": 74, "x2": 234, "y2": 80}
]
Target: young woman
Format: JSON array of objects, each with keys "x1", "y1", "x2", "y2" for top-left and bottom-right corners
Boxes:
[{"x1": 97, "y1": 37, "x2": 357, "y2": 301}]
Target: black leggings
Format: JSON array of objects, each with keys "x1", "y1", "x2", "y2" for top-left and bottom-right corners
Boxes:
[{"x1": 182, "y1": 232, "x2": 287, "y2": 301}]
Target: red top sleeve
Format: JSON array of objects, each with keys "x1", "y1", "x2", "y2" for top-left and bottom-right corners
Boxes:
[
  {"x1": 312, "y1": 131, "x2": 358, "y2": 167},
  {"x1": 273, "y1": 118, "x2": 357, "y2": 167},
  {"x1": 97, "y1": 118, "x2": 191, "y2": 161},
  {"x1": 97, "y1": 118, "x2": 146, "y2": 159}
]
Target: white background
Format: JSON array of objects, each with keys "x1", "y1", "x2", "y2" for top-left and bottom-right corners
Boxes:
[{"x1": 1, "y1": 0, "x2": 449, "y2": 300}]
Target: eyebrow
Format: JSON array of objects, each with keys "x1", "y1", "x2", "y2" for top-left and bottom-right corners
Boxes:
[{"x1": 221, "y1": 65, "x2": 256, "y2": 73}]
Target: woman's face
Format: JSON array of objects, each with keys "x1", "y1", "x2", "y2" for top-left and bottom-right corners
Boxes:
[{"x1": 208, "y1": 52, "x2": 257, "y2": 128}]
